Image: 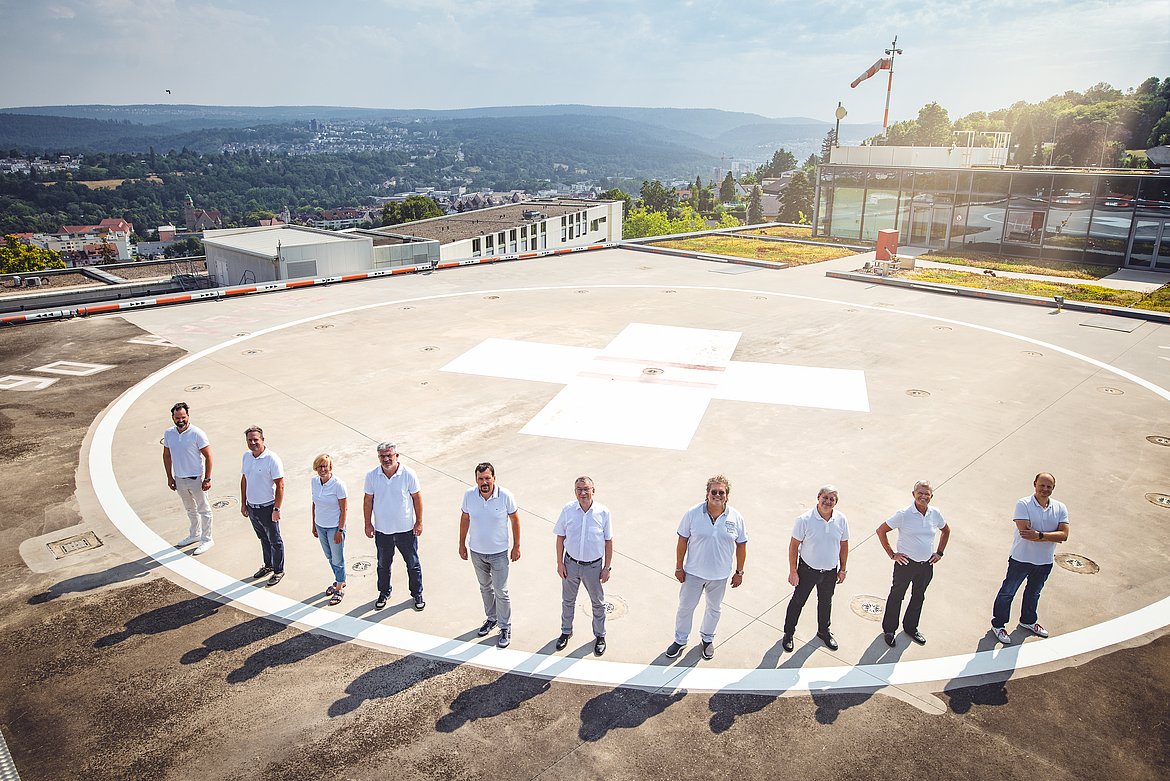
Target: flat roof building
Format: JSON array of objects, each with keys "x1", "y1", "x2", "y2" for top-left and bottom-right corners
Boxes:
[{"x1": 813, "y1": 141, "x2": 1170, "y2": 272}]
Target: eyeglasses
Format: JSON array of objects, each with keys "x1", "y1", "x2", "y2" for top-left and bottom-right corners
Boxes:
[
  {"x1": 709, "y1": 489, "x2": 727, "y2": 497},
  {"x1": 378, "y1": 453, "x2": 396, "y2": 460}
]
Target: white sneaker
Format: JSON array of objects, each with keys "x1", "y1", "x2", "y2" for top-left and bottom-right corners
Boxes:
[
  {"x1": 1018, "y1": 622, "x2": 1049, "y2": 638},
  {"x1": 991, "y1": 626, "x2": 1012, "y2": 644},
  {"x1": 193, "y1": 540, "x2": 215, "y2": 555},
  {"x1": 176, "y1": 535, "x2": 199, "y2": 547}
]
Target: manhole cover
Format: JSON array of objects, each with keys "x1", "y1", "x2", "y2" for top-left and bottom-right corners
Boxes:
[
  {"x1": 850, "y1": 594, "x2": 886, "y2": 621},
  {"x1": 315, "y1": 324, "x2": 334, "y2": 330},
  {"x1": 873, "y1": 302, "x2": 894, "y2": 308},
  {"x1": 933, "y1": 326, "x2": 952, "y2": 331},
  {"x1": 579, "y1": 593, "x2": 628, "y2": 621},
  {"x1": 752, "y1": 296, "x2": 768, "y2": 300},
  {"x1": 46, "y1": 531, "x2": 103, "y2": 559},
  {"x1": 1146, "y1": 493, "x2": 1170, "y2": 509},
  {"x1": 1098, "y1": 387, "x2": 1124, "y2": 395},
  {"x1": 643, "y1": 367, "x2": 664, "y2": 376},
  {"x1": 576, "y1": 290, "x2": 589, "y2": 294},
  {"x1": 906, "y1": 389, "x2": 931, "y2": 397},
  {"x1": 401, "y1": 306, "x2": 414, "y2": 310},
  {"x1": 1054, "y1": 553, "x2": 1100, "y2": 574},
  {"x1": 1022, "y1": 351, "x2": 1043, "y2": 357},
  {"x1": 663, "y1": 289, "x2": 677, "y2": 294},
  {"x1": 211, "y1": 498, "x2": 236, "y2": 509},
  {"x1": 234, "y1": 332, "x2": 249, "y2": 337},
  {"x1": 1145, "y1": 435, "x2": 1170, "y2": 447},
  {"x1": 184, "y1": 384, "x2": 210, "y2": 392},
  {"x1": 484, "y1": 295, "x2": 500, "y2": 300},
  {"x1": 351, "y1": 559, "x2": 374, "y2": 573},
  {"x1": 421, "y1": 346, "x2": 439, "y2": 352},
  {"x1": 242, "y1": 349, "x2": 262, "y2": 355}
]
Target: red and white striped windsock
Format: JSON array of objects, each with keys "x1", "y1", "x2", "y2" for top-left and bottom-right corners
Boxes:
[{"x1": 850, "y1": 57, "x2": 892, "y2": 88}]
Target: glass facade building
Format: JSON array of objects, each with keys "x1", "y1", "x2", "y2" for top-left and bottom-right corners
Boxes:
[{"x1": 814, "y1": 165, "x2": 1170, "y2": 271}]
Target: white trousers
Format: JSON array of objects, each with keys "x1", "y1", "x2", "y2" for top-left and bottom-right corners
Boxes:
[
  {"x1": 176, "y1": 477, "x2": 213, "y2": 541},
  {"x1": 674, "y1": 574, "x2": 728, "y2": 645}
]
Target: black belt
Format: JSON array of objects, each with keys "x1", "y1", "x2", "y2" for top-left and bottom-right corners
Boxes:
[
  {"x1": 179, "y1": 475, "x2": 201, "y2": 480},
  {"x1": 799, "y1": 558, "x2": 836, "y2": 573},
  {"x1": 247, "y1": 501, "x2": 275, "y2": 509},
  {"x1": 565, "y1": 553, "x2": 602, "y2": 566}
]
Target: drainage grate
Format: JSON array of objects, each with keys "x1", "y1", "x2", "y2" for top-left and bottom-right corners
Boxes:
[
  {"x1": 1146, "y1": 435, "x2": 1170, "y2": 447},
  {"x1": 314, "y1": 324, "x2": 334, "y2": 330},
  {"x1": 643, "y1": 368, "x2": 664, "y2": 376},
  {"x1": 1022, "y1": 351, "x2": 1043, "y2": 357},
  {"x1": 576, "y1": 290, "x2": 589, "y2": 294},
  {"x1": 184, "y1": 384, "x2": 210, "y2": 392},
  {"x1": 483, "y1": 295, "x2": 500, "y2": 300},
  {"x1": 1054, "y1": 553, "x2": 1100, "y2": 574},
  {"x1": 212, "y1": 498, "x2": 236, "y2": 510},
  {"x1": 933, "y1": 326, "x2": 952, "y2": 331},
  {"x1": 1098, "y1": 387, "x2": 1124, "y2": 395},
  {"x1": 580, "y1": 593, "x2": 627, "y2": 621},
  {"x1": 234, "y1": 332, "x2": 249, "y2": 337},
  {"x1": 46, "y1": 531, "x2": 102, "y2": 559},
  {"x1": 850, "y1": 594, "x2": 886, "y2": 621},
  {"x1": 906, "y1": 389, "x2": 931, "y2": 397},
  {"x1": 421, "y1": 346, "x2": 439, "y2": 352},
  {"x1": 401, "y1": 306, "x2": 414, "y2": 310},
  {"x1": 663, "y1": 289, "x2": 677, "y2": 294},
  {"x1": 752, "y1": 296, "x2": 768, "y2": 300},
  {"x1": 1146, "y1": 493, "x2": 1170, "y2": 509}
]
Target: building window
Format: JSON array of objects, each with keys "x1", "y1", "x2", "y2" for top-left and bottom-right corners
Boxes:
[
  {"x1": 485, "y1": 235, "x2": 494, "y2": 251},
  {"x1": 472, "y1": 237, "x2": 482, "y2": 258}
]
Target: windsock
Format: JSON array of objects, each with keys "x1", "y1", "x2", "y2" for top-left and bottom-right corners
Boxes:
[{"x1": 851, "y1": 57, "x2": 892, "y2": 88}]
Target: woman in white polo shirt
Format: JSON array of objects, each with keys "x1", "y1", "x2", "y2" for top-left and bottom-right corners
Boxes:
[{"x1": 310, "y1": 453, "x2": 349, "y2": 605}]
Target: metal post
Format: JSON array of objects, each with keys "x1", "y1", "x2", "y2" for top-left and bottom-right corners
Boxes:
[{"x1": 882, "y1": 36, "x2": 903, "y2": 134}]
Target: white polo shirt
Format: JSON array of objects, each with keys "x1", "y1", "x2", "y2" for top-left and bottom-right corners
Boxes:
[
  {"x1": 1010, "y1": 495, "x2": 1069, "y2": 565},
  {"x1": 462, "y1": 485, "x2": 517, "y2": 555},
  {"x1": 164, "y1": 425, "x2": 209, "y2": 478},
  {"x1": 792, "y1": 507, "x2": 849, "y2": 570},
  {"x1": 554, "y1": 499, "x2": 613, "y2": 562},
  {"x1": 241, "y1": 449, "x2": 284, "y2": 506},
  {"x1": 677, "y1": 501, "x2": 748, "y2": 581},
  {"x1": 363, "y1": 464, "x2": 420, "y2": 534},
  {"x1": 885, "y1": 503, "x2": 947, "y2": 562},
  {"x1": 311, "y1": 475, "x2": 348, "y2": 529}
]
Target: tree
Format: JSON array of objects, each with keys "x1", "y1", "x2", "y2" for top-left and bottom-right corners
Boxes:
[
  {"x1": 1012, "y1": 121, "x2": 1036, "y2": 165},
  {"x1": 747, "y1": 186, "x2": 763, "y2": 224},
  {"x1": 383, "y1": 195, "x2": 443, "y2": 225},
  {"x1": 598, "y1": 188, "x2": 633, "y2": 217},
  {"x1": 638, "y1": 179, "x2": 676, "y2": 213},
  {"x1": 755, "y1": 148, "x2": 797, "y2": 180},
  {"x1": 821, "y1": 130, "x2": 837, "y2": 162},
  {"x1": 916, "y1": 102, "x2": 953, "y2": 146},
  {"x1": 718, "y1": 171, "x2": 736, "y2": 203},
  {"x1": 691, "y1": 176, "x2": 702, "y2": 210},
  {"x1": 0, "y1": 234, "x2": 66, "y2": 273},
  {"x1": 802, "y1": 153, "x2": 820, "y2": 172},
  {"x1": 778, "y1": 170, "x2": 813, "y2": 224}
]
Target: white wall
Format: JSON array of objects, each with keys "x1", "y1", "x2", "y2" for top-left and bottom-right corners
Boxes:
[
  {"x1": 278, "y1": 236, "x2": 373, "y2": 279},
  {"x1": 830, "y1": 145, "x2": 1009, "y2": 169}
]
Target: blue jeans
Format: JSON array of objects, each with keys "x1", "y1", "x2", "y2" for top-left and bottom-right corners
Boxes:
[
  {"x1": 316, "y1": 524, "x2": 346, "y2": 585},
  {"x1": 992, "y1": 557, "x2": 1052, "y2": 628},
  {"x1": 375, "y1": 530, "x2": 423, "y2": 599},
  {"x1": 247, "y1": 503, "x2": 285, "y2": 573}
]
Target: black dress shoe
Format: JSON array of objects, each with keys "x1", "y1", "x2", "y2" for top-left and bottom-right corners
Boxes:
[
  {"x1": 555, "y1": 632, "x2": 572, "y2": 650},
  {"x1": 817, "y1": 632, "x2": 838, "y2": 651},
  {"x1": 781, "y1": 634, "x2": 794, "y2": 652},
  {"x1": 594, "y1": 636, "x2": 606, "y2": 656},
  {"x1": 908, "y1": 630, "x2": 927, "y2": 645},
  {"x1": 884, "y1": 632, "x2": 896, "y2": 647}
]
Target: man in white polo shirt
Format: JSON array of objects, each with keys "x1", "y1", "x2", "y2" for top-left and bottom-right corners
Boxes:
[
  {"x1": 782, "y1": 484, "x2": 849, "y2": 652},
  {"x1": 239, "y1": 426, "x2": 286, "y2": 587},
  {"x1": 553, "y1": 476, "x2": 614, "y2": 656},
  {"x1": 876, "y1": 480, "x2": 950, "y2": 647},
  {"x1": 459, "y1": 462, "x2": 521, "y2": 648},
  {"x1": 665, "y1": 474, "x2": 747, "y2": 662},
  {"x1": 991, "y1": 472, "x2": 1069, "y2": 644},
  {"x1": 162, "y1": 401, "x2": 214, "y2": 555},
  {"x1": 363, "y1": 442, "x2": 424, "y2": 612}
]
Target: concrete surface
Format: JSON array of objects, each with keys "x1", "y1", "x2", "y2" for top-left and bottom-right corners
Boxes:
[{"x1": 2, "y1": 247, "x2": 1168, "y2": 780}]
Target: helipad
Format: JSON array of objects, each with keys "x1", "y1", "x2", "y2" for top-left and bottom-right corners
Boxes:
[{"x1": 84, "y1": 247, "x2": 1170, "y2": 695}]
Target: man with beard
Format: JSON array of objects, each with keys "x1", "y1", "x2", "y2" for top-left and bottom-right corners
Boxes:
[
  {"x1": 460, "y1": 462, "x2": 521, "y2": 648},
  {"x1": 162, "y1": 401, "x2": 214, "y2": 554},
  {"x1": 239, "y1": 426, "x2": 286, "y2": 587}
]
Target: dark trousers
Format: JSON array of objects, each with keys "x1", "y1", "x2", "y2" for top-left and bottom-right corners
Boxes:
[
  {"x1": 375, "y1": 530, "x2": 423, "y2": 599},
  {"x1": 247, "y1": 504, "x2": 285, "y2": 573},
  {"x1": 992, "y1": 557, "x2": 1052, "y2": 628},
  {"x1": 883, "y1": 559, "x2": 934, "y2": 634},
  {"x1": 784, "y1": 558, "x2": 838, "y2": 636}
]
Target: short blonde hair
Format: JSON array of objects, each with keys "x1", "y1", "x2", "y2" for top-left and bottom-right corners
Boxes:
[
  {"x1": 312, "y1": 453, "x2": 333, "y2": 470},
  {"x1": 706, "y1": 474, "x2": 731, "y2": 495}
]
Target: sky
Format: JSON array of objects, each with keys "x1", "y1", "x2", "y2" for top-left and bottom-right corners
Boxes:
[{"x1": 1, "y1": 0, "x2": 1167, "y2": 125}]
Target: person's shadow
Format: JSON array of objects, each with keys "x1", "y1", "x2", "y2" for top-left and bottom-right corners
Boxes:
[
  {"x1": 707, "y1": 637, "x2": 811, "y2": 733},
  {"x1": 29, "y1": 556, "x2": 159, "y2": 604},
  {"x1": 94, "y1": 594, "x2": 219, "y2": 648},
  {"x1": 330, "y1": 655, "x2": 456, "y2": 717},
  {"x1": 943, "y1": 631, "x2": 1018, "y2": 714},
  {"x1": 807, "y1": 633, "x2": 909, "y2": 725},
  {"x1": 180, "y1": 615, "x2": 287, "y2": 664}
]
